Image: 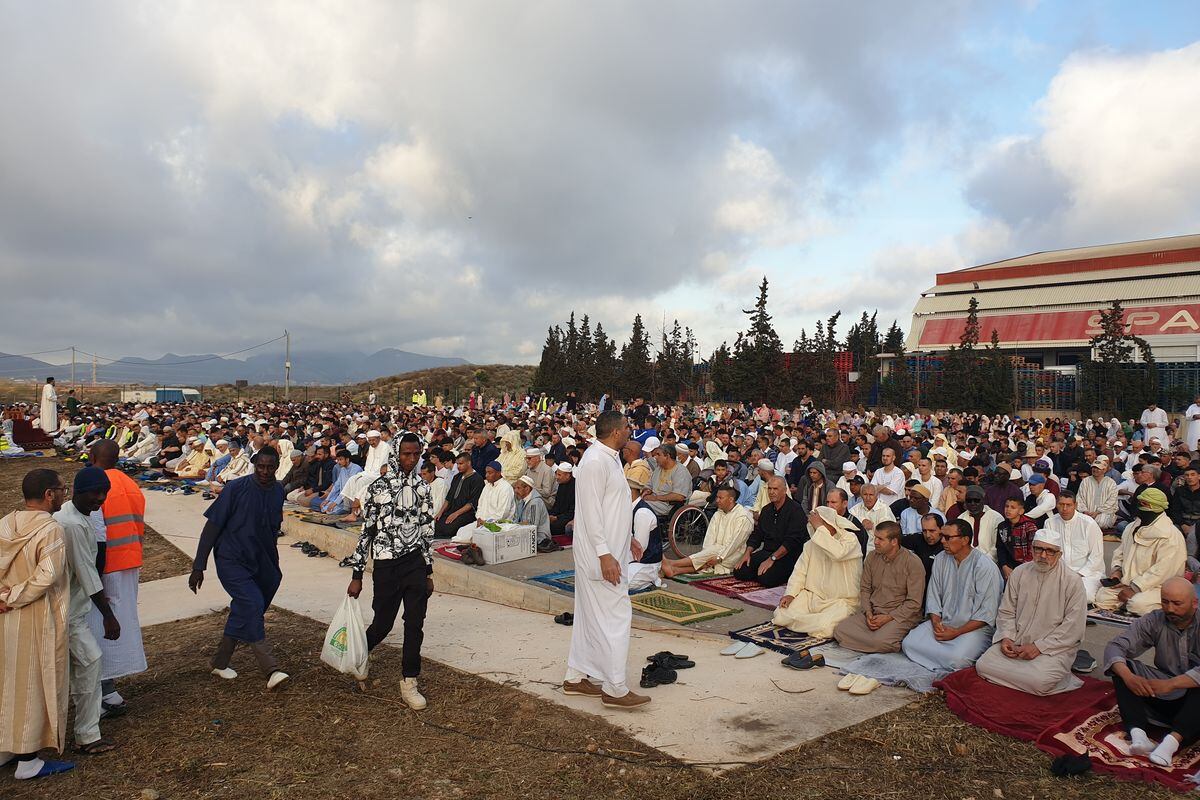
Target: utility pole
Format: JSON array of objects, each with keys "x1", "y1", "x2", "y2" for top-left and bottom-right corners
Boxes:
[
  {"x1": 92, "y1": 352, "x2": 97, "y2": 386},
  {"x1": 71, "y1": 346, "x2": 76, "y2": 387},
  {"x1": 284, "y1": 329, "x2": 291, "y2": 401}
]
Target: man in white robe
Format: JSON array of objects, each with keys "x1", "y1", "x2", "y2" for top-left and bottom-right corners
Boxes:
[
  {"x1": 1076, "y1": 462, "x2": 1118, "y2": 530},
  {"x1": 563, "y1": 411, "x2": 648, "y2": 707},
  {"x1": 1095, "y1": 488, "x2": 1187, "y2": 615},
  {"x1": 39, "y1": 378, "x2": 58, "y2": 435},
  {"x1": 525, "y1": 448, "x2": 556, "y2": 505},
  {"x1": 1186, "y1": 393, "x2": 1200, "y2": 453},
  {"x1": 659, "y1": 485, "x2": 753, "y2": 579},
  {"x1": 958, "y1": 486, "x2": 1003, "y2": 563},
  {"x1": 1140, "y1": 403, "x2": 1170, "y2": 446},
  {"x1": 340, "y1": 431, "x2": 390, "y2": 522},
  {"x1": 976, "y1": 528, "x2": 1088, "y2": 695},
  {"x1": 626, "y1": 476, "x2": 664, "y2": 592},
  {"x1": 1043, "y1": 491, "x2": 1105, "y2": 602},
  {"x1": 772, "y1": 505, "x2": 863, "y2": 638},
  {"x1": 850, "y1": 483, "x2": 896, "y2": 553},
  {"x1": 451, "y1": 461, "x2": 516, "y2": 543},
  {"x1": 902, "y1": 518, "x2": 1003, "y2": 673}
]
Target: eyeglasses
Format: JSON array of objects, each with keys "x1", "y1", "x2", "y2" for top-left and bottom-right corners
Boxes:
[
  {"x1": 50, "y1": 485, "x2": 71, "y2": 495},
  {"x1": 1031, "y1": 546, "x2": 1060, "y2": 556},
  {"x1": 939, "y1": 533, "x2": 967, "y2": 541}
]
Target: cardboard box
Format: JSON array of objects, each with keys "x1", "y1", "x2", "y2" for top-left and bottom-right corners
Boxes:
[{"x1": 470, "y1": 523, "x2": 537, "y2": 565}]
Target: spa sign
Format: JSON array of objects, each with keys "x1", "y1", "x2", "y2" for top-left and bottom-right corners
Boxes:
[{"x1": 918, "y1": 303, "x2": 1200, "y2": 347}]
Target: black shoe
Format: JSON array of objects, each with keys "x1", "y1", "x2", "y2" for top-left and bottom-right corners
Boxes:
[
  {"x1": 536, "y1": 540, "x2": 562, "y2": 553},
  {"x1": 554, "y1": 612, "x2": 574, "y2": 626},
  {"x1": 1072, "y1": 649, "x2": 1097, "y2": 673},
  {"x1": 781, "y1": 650, "x2": 825, "y2": 670},
  {"x1": 290, "y1": 541, "x2": 306, "y2": 549},
  {"x1": 647, "y1": 652, "x2": 695, "y2": 669},
  {"x1": 639, "y1": 663, "x2": 677, "y2": 688}
]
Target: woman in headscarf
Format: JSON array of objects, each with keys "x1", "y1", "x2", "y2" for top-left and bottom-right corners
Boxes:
[
  {"x1": 929, "y1": 433, "x2": 959, "y2": 468},
  {"x1": 497, "y1": 430, "x2": 527, "y2": 485}
]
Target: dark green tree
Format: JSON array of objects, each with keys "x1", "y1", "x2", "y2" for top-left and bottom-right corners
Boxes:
[
  {"x1": 619, "y1": 314, "x2": 654, "y2": 399},
  {"x1": 1080, "y1": 300, "x2": 1156, "y2": 417}
]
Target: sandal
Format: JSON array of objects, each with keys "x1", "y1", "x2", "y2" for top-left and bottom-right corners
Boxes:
[
  {"x1": 75, "y1": 737, "x2": 118, "y2": 755},
  {"x1": 639, "y1": 663, "x2": 678, "y2": 689}
]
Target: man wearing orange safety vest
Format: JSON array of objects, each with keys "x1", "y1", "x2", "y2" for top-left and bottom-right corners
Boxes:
[{"x1": 86, "y1": 440, "x2": 147, "y2": 715}]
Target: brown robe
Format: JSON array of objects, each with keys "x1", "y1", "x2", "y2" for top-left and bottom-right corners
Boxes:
[{"x1": 834, "y1": 546, "x2": 925, "y2": 653}]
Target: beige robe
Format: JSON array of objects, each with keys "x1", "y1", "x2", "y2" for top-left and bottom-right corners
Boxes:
[
  {"x1": 1094, "y1": 513, "x2": 1187, "y2": 614},
  {"x1": 688, "y1": 504, "x2": 754, "y2": 574},
  {"x1": 834, "y1": 547, "x2": 925, "y2": 653},
  {"x1": 0, "y1": 510, "x2": 69, "y2": 753},
  {"x1": 772, "y1": 508, "x2": 863, "y2": 637},
  {"x1": 976, "y1": 558, "x2": 1087, "y2": 695}
]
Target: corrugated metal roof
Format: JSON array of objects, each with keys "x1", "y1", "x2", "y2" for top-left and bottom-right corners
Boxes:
[
  {"x1": 911, "y1": 276, "x2": 1200, "y2": 315},
  {"x1": 946, "y1": 233, "x2": 1200, "y2": 275}
]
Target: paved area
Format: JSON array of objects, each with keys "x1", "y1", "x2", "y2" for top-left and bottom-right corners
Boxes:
[{"x1": 142, "y1": 491, "x2": 916, "y2": 769}]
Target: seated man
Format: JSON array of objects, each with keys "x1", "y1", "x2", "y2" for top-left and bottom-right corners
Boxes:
[
  {"x1": 976, "y1": 528, "x2": 1088, "y2": 695},
  {"x1": 996, "y1": 496, "x2": 1039, "y2": 580},
  {"x1": 901, "y1": 512, "x2": 945, "y2": 583},
  {"x1": 1077, "y1": 460, "x2": 1119, "y2": 530},
  {"x1": 452, "y1": 461, "x2": 515, "y2": 543},
  {"x1": 771, "y1": 505, "x2": 863, "y2": 638},
  {"x1": 513, "y1": 475, "x2": 552, "y2": 550},
  {"x1": 203, "y1": 440, "x2": 232, "y2": 485},
  {"x1": 732, "y1": 476, "x2": 808, "y2": 588},
  {"x1": 850, "y1": 483, "x2": 896, "y2": 550},
  {"x1": 1044, "y1": 490, "x2": 1105, "y2": 603},
  {"x1": 285, "y1": 445, "x2": 331, "y2": 505},
  {"x1": 644, "y1": 443, "x2": 691, "y2": 518},
  {"x1": 169, "y1": 440, "x2": 212, "y2": 479},
  {"x1": 834, "y1": 521, "x2": 925, "y2": 653},
  {"x1": 660, "y1": 485, "x2": 753, "y2": 579},
  {"x1": 901, "y1": 518, "x2": 1003, "y2": 673},
  {"x1": 899, "y1": 484, "x2": 943, "y2": 535},
  {"x1": 548, "y1": 463, "x2": 575, "y2": 537},
  {"x1": 626, "y1": 475, "x2": 665, "y2": 592},
  {"x1": 435, "y1": 453, "x2": 483, "y2": 539},
  {"x1": 317, "y1": 450, "x2": 362, "y2": 514},
  {"x1": 1094, "y1": 488, "x2": 1187, "y2": 615},
  {"x1": 210, "y1": 440, "x2": 252, "y2": 495},
  {"x1": 1104, "y1": 577, "x2": 1200, "y2": 767}
]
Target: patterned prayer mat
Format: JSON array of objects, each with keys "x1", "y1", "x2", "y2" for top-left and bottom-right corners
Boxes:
[
  {"x1": 1036, "y1": 705, "x2": 1200, "y2": 791},
  {"x1": 630, "y1": 589, "x2": 740, "y2": 625},
  {"x1": 689, "y1": 576, "x2": 765, "y2": 598},
  {"x1": 529, "y1": 570, "x2": 654, "y2": 595},
  {"x1": 728, "y1": 621, "x2": 831, "y2": 655},
  {"x1": 433, "y1": 543, "x2": 464, "y2": 561},
  {"x1": 669, "y1": 572, "x2": 717, "y2": 584},
  {"x1": 738, "y1": 585, "x2": 787, "y2": 610},
  {"x1": 1087, "y1": 607, "x2": 1138, "y2": 627}
]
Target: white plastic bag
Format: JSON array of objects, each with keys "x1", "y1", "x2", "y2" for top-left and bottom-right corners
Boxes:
[{"x1": 321, "y1": 595, "x2": 369, "y2": 680}]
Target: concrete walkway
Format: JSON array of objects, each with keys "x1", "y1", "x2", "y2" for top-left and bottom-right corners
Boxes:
[{"x1": 142, "y1": 491, "x2": 914, "y2": 768}]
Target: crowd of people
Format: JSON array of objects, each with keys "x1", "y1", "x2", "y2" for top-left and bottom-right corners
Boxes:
[{"x1": 2, "y1": 379, "x2": 1200, "y2": 778}]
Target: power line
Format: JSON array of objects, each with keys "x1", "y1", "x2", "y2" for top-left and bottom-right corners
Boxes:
[
  {"x1": 0, "y1": 347, "x2": 73, "y2": 360},
  {"x1": 72, "y1": 333, "x2": 288, "y2": 367}
]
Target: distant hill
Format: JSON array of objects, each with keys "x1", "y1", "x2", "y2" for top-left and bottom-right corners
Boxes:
[
  {"x1": 351, "y1": 364, "x2": 537, "y2": 401},
  {"x1": 0, "y1": 348, "x2": 468, "y2": 386}
]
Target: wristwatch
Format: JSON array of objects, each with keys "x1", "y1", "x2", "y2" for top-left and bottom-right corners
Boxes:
[{"x1": 769, "y1": 554, "x2": 778, "y2": 561}]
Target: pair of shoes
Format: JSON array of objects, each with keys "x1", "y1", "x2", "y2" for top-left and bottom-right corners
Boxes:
[
  {"x1": 290, "y1": 541, "x2": 307, "y2": 549},
  {"x1": 400, "y1": 677, "x2": 427, "y2": 710},
  {"x1": 1071, "y1": 649, "x2": 1097, "y2": 673},
  {"x1": 647, "y1": 651, "x2": 694, "y2": 670},
  {"x1": 460, "y1": 546, "x2": 484, "y2": 565},
  {"x1": 536, "y1": 540, "x2": 562, "y2": 553},
  {"x1": 781, "y1": 649, "x2": 825, "y2": 670},
  {"x1": 562, "y1": 678, "x2": 602, "y2": 697},
  {"x1": 721, "y1": 641, "x2": 763, "y2": 658},
  {"x1": 601, "y1": 690, "x2": 651, "y2": 709},
  {"x1": 837, "y1": 673, "x2": 880, "y2": 694},
  {"x1": 554, "y1": 612, "x2": 574, "y2": 626},
  {"x1": 202, "y1": 492, "x2": 215, "y2": 500},
  {"x1": 307, "y1": 549, "x2": 328, "y2": 558},
  {"x1": 640, "y1": 663, "x2": 677, "y2": 688}
]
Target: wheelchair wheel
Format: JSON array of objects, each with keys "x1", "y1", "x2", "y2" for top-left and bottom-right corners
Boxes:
[{"x1": 668, "y1": 506, "x2": 710, "y2": 558}]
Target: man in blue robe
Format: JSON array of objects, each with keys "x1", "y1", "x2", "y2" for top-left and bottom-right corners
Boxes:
[{"x1": 189, "y1": 448, "x2": 290, "y2": 690}]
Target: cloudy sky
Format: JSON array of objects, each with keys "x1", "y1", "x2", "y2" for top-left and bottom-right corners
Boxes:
[{"x1": 3, "y1": 1, "x2": 1200, "y2": 370}]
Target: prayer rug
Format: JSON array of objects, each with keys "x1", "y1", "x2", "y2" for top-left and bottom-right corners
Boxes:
[
  {"x1": 669, "y1": 572, "x2": 717, "y2": 584},
  {"x1": 738, "y1": 585, "x2": 787, "y2": 610},
  {"x1": 551, "y1": 534, "x2": 573, "y2": 548},
  {"x1": 1036, "y1": 703, "x2": 1200, "y2": 792},
  {"x1": 433, "y1": 543, "x2": 464, "y2": 561},
  {"x1": 631, "y1": 590, "x2": 739, "y2": 625},
  {"x1": 727, "y1": 621, "x2": 831, "y2": 655},
  {"x1": 689, "y1": 576, "x2": 765, "y2": 598},
  {"x1": 1087, "y1": 607, "x2": 1139, "y2": 627},
  {"x1": 529, "y1": 570, "x2": 654, "y2": 595},
  {"x1": 936, "y1": 667, "x2": 1114, "y2": 742}
]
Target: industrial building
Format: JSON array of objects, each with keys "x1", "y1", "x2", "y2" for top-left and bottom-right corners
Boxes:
[{"x1": 907, "y1": 233, "x2": 1200, "y2": 366}]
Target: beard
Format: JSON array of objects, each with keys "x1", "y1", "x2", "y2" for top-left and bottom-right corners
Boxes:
[{"x1": 1034, "y1": 561, "x2": 1053, "y2": 573}]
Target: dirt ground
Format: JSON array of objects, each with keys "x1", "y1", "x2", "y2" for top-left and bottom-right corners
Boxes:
[
  {"x1": 1, "y1": 608, "x2": 1179, "y2": 800},
  {"x1": 0, "y1": 456, "x2": 193, "y2": 581}
]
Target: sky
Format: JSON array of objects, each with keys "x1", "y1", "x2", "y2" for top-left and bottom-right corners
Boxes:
[{"x1": 3, "y1": 1, "x2": 1200, "y2": 368}]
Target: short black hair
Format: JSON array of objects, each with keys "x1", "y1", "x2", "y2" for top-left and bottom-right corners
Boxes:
[
  {"x1": 398, "y1": 433, "x2": 421, "y2": 447},
  {"x1": 595, "y1": 409, "x2": 627, "y2": 439},
  {"x1": 945, "y1": 518, "x2": 972, "y2": 538},
  {"x1": 251, "y1": 447, "x2": 280, "y2": 465},
  {"x1": 23, "y1": 469, "x2": 61, "y2": 500},
  {"x1": 715, "y1": 484, "x2": 739, "y2": 501}
]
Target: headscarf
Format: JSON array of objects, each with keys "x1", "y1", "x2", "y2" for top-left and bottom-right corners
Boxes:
[{"x1": 497, "y1": 429, "x2": 527, "y2": 484}]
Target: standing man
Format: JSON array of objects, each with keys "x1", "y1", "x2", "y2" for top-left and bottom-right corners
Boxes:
[
  {"x1": 189, "y1": 449, "x2": 290, "y2": 690},
  {"x1": 87, "y1": 439, "x2": 147, "y2": 715},
  {"x1": 54, "y1": 467, "x2": 122, "y2": 754},
  {"x1": 0, "y1": 469, "x2": 73, "y2": 779},
  {"x1": 39, "y1": 377, "x2": 58, "y2": 434},
  {"x1": 347, "y1": 433, "x2": 435, "y2": 710},
  {"x1": 1140, "y1": 402, "x2": 1170, "y2": 447},
  {"x1": 1185, "y1": 393, "x2": 1200, "y2": 454},
  {"x1": 563, "y1": 410, "x2": 649, "y2": 708}
]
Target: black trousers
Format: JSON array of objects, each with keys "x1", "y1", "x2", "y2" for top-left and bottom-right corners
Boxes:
[
  {"x1": 1113, "y1": 667, "x2": 1200, "y2": 745},
  {"x1": 434, "y1": 512, "x2": 475, "y2": 539},
  {"x1": 732, "y1": 548, "x2": 799, "y2": 588},
  {"x1": 366, "y1": 553, "x2": 430, "y2": 678},
  {"x1": 550, "y1": 516, "x2": 573, "y2": 537}
]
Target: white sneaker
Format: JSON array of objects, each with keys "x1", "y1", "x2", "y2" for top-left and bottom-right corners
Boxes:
[
  {"x1": 211, "y1": 667, "x2": 238, "y2": 680},
  {"x1": 266, "y1": 671, "x2": 290, "y2": 691},
  {"x1": 400, "y1": 677, "x2": 427, "y2": 710}
]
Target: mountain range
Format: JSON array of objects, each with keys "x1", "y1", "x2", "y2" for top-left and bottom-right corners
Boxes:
[{"x1": 0, "y1": 348, "x2": 467, "y2": 386}]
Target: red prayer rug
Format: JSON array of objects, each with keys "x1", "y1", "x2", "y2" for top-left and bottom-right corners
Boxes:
[
  {"x1": 433, "y1": 543, "x2": 464, "y2": 561},
  {"x1": 689, "y1": 576, "x2": 765, "y2": 598}
]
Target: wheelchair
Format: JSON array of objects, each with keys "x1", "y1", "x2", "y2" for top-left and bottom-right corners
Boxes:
[{"x1": 663, "y1": 469, "x2": 717, "y2": 558}]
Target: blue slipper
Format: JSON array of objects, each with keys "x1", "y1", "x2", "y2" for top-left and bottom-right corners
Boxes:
[{"x1": 20, "y1": 759, "x2": 75, "y2": 779}]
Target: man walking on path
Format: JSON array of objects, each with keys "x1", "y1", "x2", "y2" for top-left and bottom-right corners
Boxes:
[
  {"x1": 563, "y1": 410, "x2": 649, "y2": 708},
  {"x1": 190, "y1": 448, "x2": 290, "y2": 690}
]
